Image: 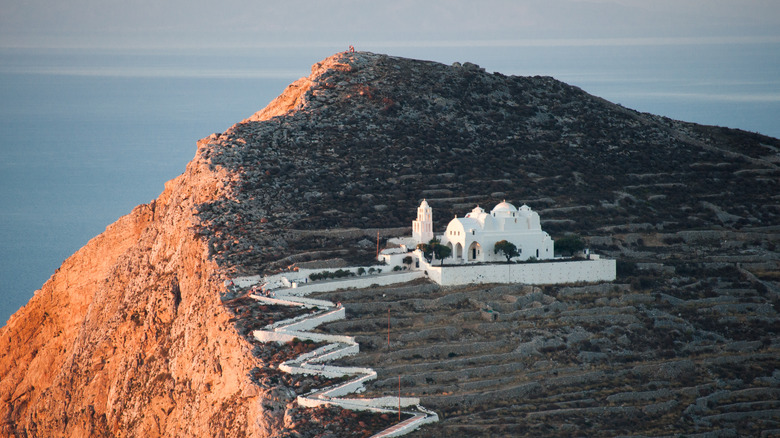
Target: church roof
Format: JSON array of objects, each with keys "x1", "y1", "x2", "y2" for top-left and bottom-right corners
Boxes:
[
  {"x1": 492, "y1": 200, "x2": 517, "y2": 214},
  {"x1": 419, "y1": 199, "x2": 430, "y2": 208},
  {"x1": 449, "y1": 217, "x2": 481, "y2": 231},
  {"x1": 465, "y1": 206, "x2": 485, "y2": 218}
]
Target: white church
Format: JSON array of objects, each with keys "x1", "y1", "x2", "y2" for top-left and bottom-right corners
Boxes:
[{"x1": 413, "y1": 199, "x2": 554, "y2": 263}]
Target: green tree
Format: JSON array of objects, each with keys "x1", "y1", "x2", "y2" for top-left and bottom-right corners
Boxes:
[
  {"x1": 417, "y1": 238, "x2": 451, "y2": 265},
  {"x1": 433, "y1": 243, "x2": 451, "y2": 266},
  {"x1": 494, "y1": 240, "x2": 519, "y2": 262},
  {"x1": 556, "y1": 234, "x2": 585, "y2": 257},
  {"x1": 416, "y1": 242, "x2": 433, "y2": 263}
]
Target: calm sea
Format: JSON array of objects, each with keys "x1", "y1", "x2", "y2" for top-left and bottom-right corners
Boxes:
[{"x1": 1, "y1": 44, "x2": 778, "y2": 324}]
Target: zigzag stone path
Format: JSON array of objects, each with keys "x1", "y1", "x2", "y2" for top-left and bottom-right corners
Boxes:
[{"x1": 248, "y1": 276, "x2": 439, "y2": 437}]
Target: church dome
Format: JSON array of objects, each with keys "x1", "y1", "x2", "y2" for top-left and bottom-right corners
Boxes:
[
  {"x1": 465, "y1": 206, "x2": 485, "y2": 218},
  {"x1": 491, "y1": 200, "x2": 517, "y2": 214}
]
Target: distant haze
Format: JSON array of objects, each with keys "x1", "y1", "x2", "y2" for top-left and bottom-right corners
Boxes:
[{"x1": 1, "y1": 0, "x2": 779, "y2": 49}]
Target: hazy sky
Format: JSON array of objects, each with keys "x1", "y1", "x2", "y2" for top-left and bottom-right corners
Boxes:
[{"x1": 2, "y1": 0, "x2": 779, "y2": 49}]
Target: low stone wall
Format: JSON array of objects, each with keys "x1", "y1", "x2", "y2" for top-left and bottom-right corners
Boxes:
[
  {"x1": 253, "y1": 327, "x2": 355, "y2": 346},
  {"x1": 285, "y1": 271, "x2": 425, "y2": 295},
  {"x1": 420, "y1": 258, "x2": 616, "y2": 286},
  {"x1": 237, "y1": 267, "x2": 421, "y2": 294},
  {"x1": 372, "y1": 410, "x2": 441, "y2": 438},
  {"x1": 297, "y1": 395, "x2": 422, "y2": 411},
  {"x1": 251, "y1": 294, "x2": 334, "y2": 310},
  {"x1": 276, "y1": 307, "x2": 345, "y2": 332},
  {"x1": 319, "y1": 373, "x2": 376, "y2": 398}
]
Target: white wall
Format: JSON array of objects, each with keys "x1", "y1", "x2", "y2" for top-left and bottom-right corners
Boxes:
[
  {"x1": 378, "y1": 251, "x2": 414, "y2": 269},
  {"x1": 237, "y1": 266, "x2": 385, "y2": 290},
  {"x1": 418, "y1": 257, "x2": 616, "y2": 286},
  {"x1": 285, "y1": 271, "x2": 425, "y2": 295}
]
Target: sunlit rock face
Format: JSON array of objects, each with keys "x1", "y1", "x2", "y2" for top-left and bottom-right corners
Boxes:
[
  {"x1": 0, "y1": 146, "x2": 283, "y2": 436},
  {"x1": 2, "y1": 50, "x2": 779, "y2": 437}
]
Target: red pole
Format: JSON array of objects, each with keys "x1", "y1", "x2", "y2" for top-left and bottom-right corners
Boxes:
[{"x1": 398, "y1": 375, "x2": 401, "y2": 421}]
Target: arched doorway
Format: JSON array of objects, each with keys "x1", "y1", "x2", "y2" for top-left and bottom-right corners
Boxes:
[
  {"x1": 455, "y1": 242, "x2": 463, "y2": 259},
  {"x1": 468, "y1": 241, "x2": 482, "y2": 261}
]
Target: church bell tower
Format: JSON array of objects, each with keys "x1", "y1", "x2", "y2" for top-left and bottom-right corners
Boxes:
[{"x1": 413, "y1": 199, "x2": 433, "y2": 244}]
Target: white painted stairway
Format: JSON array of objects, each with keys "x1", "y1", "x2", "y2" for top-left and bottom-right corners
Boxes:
[{"x1": 251, "y1": 284, "x2": 438, "y2": 437}]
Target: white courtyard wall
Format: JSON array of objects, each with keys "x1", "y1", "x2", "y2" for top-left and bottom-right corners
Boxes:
[{"x1": 419, "y1": 258, "x2": 616, "y2": 286}]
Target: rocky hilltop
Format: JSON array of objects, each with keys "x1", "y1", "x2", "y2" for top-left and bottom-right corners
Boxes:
[{"x1": 2, "y1": 51, "x2": 778, "y2": 437}]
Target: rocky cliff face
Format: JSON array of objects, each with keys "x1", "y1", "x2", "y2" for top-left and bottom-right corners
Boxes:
[
  {"x1": 0, "y1": 143, "x2": 292, "y2": 436},
  {"x1": 2, "y1": 51, "x2": 778, "y2": 437}
]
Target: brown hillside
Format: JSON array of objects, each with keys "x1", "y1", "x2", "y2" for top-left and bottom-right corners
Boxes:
[{"x1": 2, "y1": 51, "x2": 778, "y2": 437}]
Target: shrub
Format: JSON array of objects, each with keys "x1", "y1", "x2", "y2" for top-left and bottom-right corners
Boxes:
[
  {"x1": 555, "y1": 234, "x2": 585, "y2": 256},
  {"x1": 616, "y1": 260, "x2": 638, "y2": 277}
]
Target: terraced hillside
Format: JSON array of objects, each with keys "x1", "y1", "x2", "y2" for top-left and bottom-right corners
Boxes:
[
  {"x1": 5, "y1": 50, "x2": 778, "y2": 437},
  {"x1": 314, "y1": 227, "x2": 779, "y2": 436},
  {"x1": 190, "y1": 50, "x2": 778, "y2": 436}
]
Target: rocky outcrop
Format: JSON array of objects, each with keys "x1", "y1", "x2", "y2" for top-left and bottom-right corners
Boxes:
[{"x1": 0, "y1": 133, "x2": 290, "y2": 436}]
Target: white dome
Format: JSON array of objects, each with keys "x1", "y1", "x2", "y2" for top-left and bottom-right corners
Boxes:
[
  {"x1": 491, "y1": 200, "x2": 517, "y2": 214},
  {"x1": 466, "y1": 206, "x2": 485, "y2": 217}
]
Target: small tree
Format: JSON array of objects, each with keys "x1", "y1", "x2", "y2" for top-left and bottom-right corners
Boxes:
[
  {"x1": 433, "y1": 244, "x2": 451, "y2": 266},
  {"x1": 494, "y1": 240, "x2": 519, "y2": 262},
  {"x1": 556, "y1": 234, "x2": 585, "y2": 257},
  {"x1": 418, "y1": 238, "x2": 451, "y2": 265},
  {"x1": 402, "y1": 256, "x2": 413, "y2": 265},
  {"x1": 417, "y1": 242, "x2": 433, "y2": 263}
]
